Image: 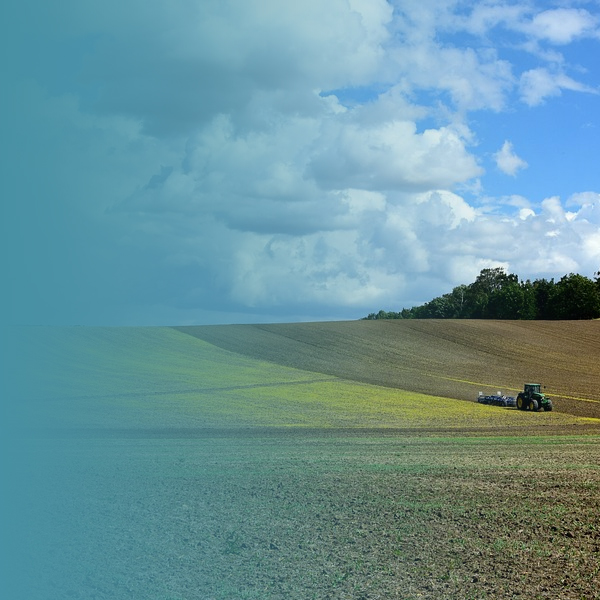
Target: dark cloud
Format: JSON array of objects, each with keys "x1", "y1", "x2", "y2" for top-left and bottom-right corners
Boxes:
[{"x1": 4, "y1": 1, "x2": 599, "y2": 325}]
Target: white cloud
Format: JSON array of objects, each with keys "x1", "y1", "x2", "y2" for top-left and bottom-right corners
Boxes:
[
  {"x1": 308, "y1": 119, "x2": 483, "y2": 192},
  {"x1": 449, "y1": 4, "x2": 600, "y2": 110},
  {"x1": 528, "y1": 8, "x2": 599, "y2": 45},
  {"x1": 568, "y1": 191, "x2": 600, "y2": 210},
  {"x1": 457, "y1": 2, "x2": 529, "y2": 36},
  {"x1": 519, "y1": 68, "x2": 598, "y2": 106},
  {"x1": 519, "y1": 208, "x2": 535, "y2": 220},
  {"x1": 456, "y1": 4, "x2": 600, "y2": 46},
  {"x1": 414, "y1": 190, "x2": 476, "y2": 229},
  {"x1": 493, "y1": 140, "x2": 528, "y2": 176},
  {"x1": 567, "y1": 192, "x2": 600, "y2": 226},
  {"x1": 7, "y1": 0, "x2": 600, "y2": 325},
  {"x1": 389, "y1": 42, "x2": 515, "y2": 112}
]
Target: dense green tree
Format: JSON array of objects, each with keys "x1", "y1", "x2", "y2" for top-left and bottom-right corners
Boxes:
[
  {"x1": 472, "y1": 267, "x2": 519, "y2": 293},
  {"x1": 365, "y1": 268, "x2": 600, "y2": 321},
  {"x1": 487, "y1": 282, "x2": 523, "y2": 319},
  {"x1": 463, "y1": 268, "x2": 519, "y2": 318},
  {"x1": 531, "y1": 278, "x2": 555, "y2": 319},
  {"x1": 548, "y1": 274, "x2": 600, "y2": 320},
  {"x1": 448, "y1": 285, "x2": 468, "y2": 317},
  {"x1": 462, "y1": 287, "x2": 487, "y2": 318},
  {"x1": 519, "y1": 281, "x2": 538, "y2": 320},
  {"x1": 420, "y1": 296, "x2": 453, "y2": 318}
]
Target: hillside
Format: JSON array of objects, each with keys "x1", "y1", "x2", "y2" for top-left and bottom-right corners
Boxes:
[
  {"x1": 176, "y1": 319, "x2": 600, "y2": 419},
  {"x1": 10, "y1": 324, "x2": 600, "y2": 599}
]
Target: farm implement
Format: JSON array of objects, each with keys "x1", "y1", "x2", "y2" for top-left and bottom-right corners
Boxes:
[
  {"x1": 477, "y1": 383, "x2": 552, "y2": 411},
  {"x1": 477, "y1": 391, "x2": 516, "y2": 408}
]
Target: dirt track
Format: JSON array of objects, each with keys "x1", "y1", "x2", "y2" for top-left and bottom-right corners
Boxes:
[{"x1": 175, "y1": 319, "x2": 600, "y2": 420}]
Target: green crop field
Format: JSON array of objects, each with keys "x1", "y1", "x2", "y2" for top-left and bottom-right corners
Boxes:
[
  {"x1": 178, "y1": 319, "x2": 600, "y2": 419},
  {"x1": 12, "y1": 325, "x2": 599, "y2": 431},
  {"x1": 7, "y1": 323, "x2": 600, "y2": 599}
]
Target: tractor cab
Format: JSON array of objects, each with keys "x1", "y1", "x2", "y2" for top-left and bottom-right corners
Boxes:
[{"x1": 524, "y1": 383, "x2": 541, "y2": 396}]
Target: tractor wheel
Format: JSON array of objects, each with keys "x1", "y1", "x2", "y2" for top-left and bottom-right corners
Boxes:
[
  {"x1": 530, "y1": 399, "x2": 539, "y2": 412},
  {"x1": 517, "y1": 395, "x2": 525, "y2": 410},
  {"x1": 544, "y1": 401, "x2": 553, "y2": 412}
]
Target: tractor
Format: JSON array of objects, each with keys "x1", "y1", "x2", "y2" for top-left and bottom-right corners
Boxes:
[{"x1": 516, "y1": 383, "x2": 552, "y2": 412}]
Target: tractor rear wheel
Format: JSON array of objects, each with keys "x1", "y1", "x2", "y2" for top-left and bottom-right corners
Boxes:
[
  {"x1": 530, "y1": 399, "x2": 539, "y2": 412},
  {"x1": 517, "y1": 395, "x2": 526, "y2": 410}
]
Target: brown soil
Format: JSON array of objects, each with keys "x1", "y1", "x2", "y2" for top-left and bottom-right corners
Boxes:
[
  {"x1": 26, "y1": 429, "x2": 600, "y2": 600},
  {"x1": 19, "y1": 322, "x2": 600, "y2": 600},
  {"x1": 175, "y1": 319, "x2": 600, "y2": 421}
]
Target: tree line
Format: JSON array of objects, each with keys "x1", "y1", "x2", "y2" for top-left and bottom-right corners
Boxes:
[{"x1": 364, "y1": 267, "x2": 600, "y2": 320}]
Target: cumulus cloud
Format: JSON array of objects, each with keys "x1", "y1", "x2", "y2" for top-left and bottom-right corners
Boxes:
[
  {"x1": 387, "y1": 38, "x2": 515, "y2": 112},
  {"x1": 73, "y1": 0, "x2": 396, "y2": 136},
  {"x1": 528, "y1": 8, "x2": 599, "y2": 45},
  {"x1": 6, "y1": 0, "x2": 600, "y2": 325},
  {"x1": 493, "y1": 141, "x2": 528, "y2": 176},
  {"x1": 451, "y1": 4, "x2": 599, "y2": 108},
  {"x1": 457, "y1": 2, "x2": 529, "y2": 36},
  {"x1": 457, "y1": 4, "x2": 600, "y2": 46},
  {"x1": 308, "y1": 119, "x2": 482, "y2": 192},
  {"x1": 567, "y1": 192, "x2": 600, "y2": 227},
  {"x1": 519, "y1": 68, "x2": 599, "y2": 106}
]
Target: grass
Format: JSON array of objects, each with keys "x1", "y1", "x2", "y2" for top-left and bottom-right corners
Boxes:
[
  {"x1": 19, "y1": 430, "x2": 600, "y2": 599},
  {"x1": 178, "y1": 319, "x2": 600, "y2": 418},
  {"x1": 8, "y1": 324, "x2": 600, "y2": 599},
  {"x1": 13, "y1": 326, "x2": 599, "y2": 431}
]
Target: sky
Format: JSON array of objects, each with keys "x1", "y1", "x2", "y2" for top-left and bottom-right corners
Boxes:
[{"x1": 2, "y1": 0, "x2": 600, "y2": 326}]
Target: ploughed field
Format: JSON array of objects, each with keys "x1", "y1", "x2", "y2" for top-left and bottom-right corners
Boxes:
[
  {"x1": 177, "y1": 319, "x2": 600, "y2": 422},
  {"x1": 9, "y1": 322, "x2": 600, "y2": 600}
]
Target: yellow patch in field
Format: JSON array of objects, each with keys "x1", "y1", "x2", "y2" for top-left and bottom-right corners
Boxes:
[{"x1": 13, "y1": 326, "x2": 599, "y2": 431}]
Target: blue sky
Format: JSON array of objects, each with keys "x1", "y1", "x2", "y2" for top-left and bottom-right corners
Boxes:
[{"x1": 3, "y1": 0, "x2": 600, "y2": 325}]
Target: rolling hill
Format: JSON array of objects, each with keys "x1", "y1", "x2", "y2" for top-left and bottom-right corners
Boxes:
[{"x1": 175, "y1": 319, "x2": 600, "y2": 419}]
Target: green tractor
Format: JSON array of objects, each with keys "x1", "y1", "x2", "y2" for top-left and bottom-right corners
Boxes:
[{"x1": 516, "y1": 383, "x2": 553, "y2": 412}]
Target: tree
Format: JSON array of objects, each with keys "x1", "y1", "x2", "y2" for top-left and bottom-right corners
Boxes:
[
  {"x1": 449, "y1": 285, "x2": 468, "y2": 318},
  {"x1": 549, "y1": 274, "x2": 600, "y2": 319},
  {"x1": 363, "y1": 268, "x2": 600, "y2": 321},
  {"x1": 532, "y1": 278, "x2": 555, "y2": 319},
  {"x1": 487, "y1": 281, "x2": 524, "y2": 319},
  {"x1": 464, "y1": 268, "x2": 519, "y2": 318},
  {"x1": 519, "y1": 281, "x2": 537, "y2": 320},
  {"x1": 420, "y1": 296, "x2": 453, "y2": 318}
]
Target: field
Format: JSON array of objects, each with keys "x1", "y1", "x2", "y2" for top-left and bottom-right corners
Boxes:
[
  {"x1": 5, "y1": 321, "x2": 600, "y2": 599},
  {"x1": 177, "y1": 319, "x2": 600, "y2": 421}
]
